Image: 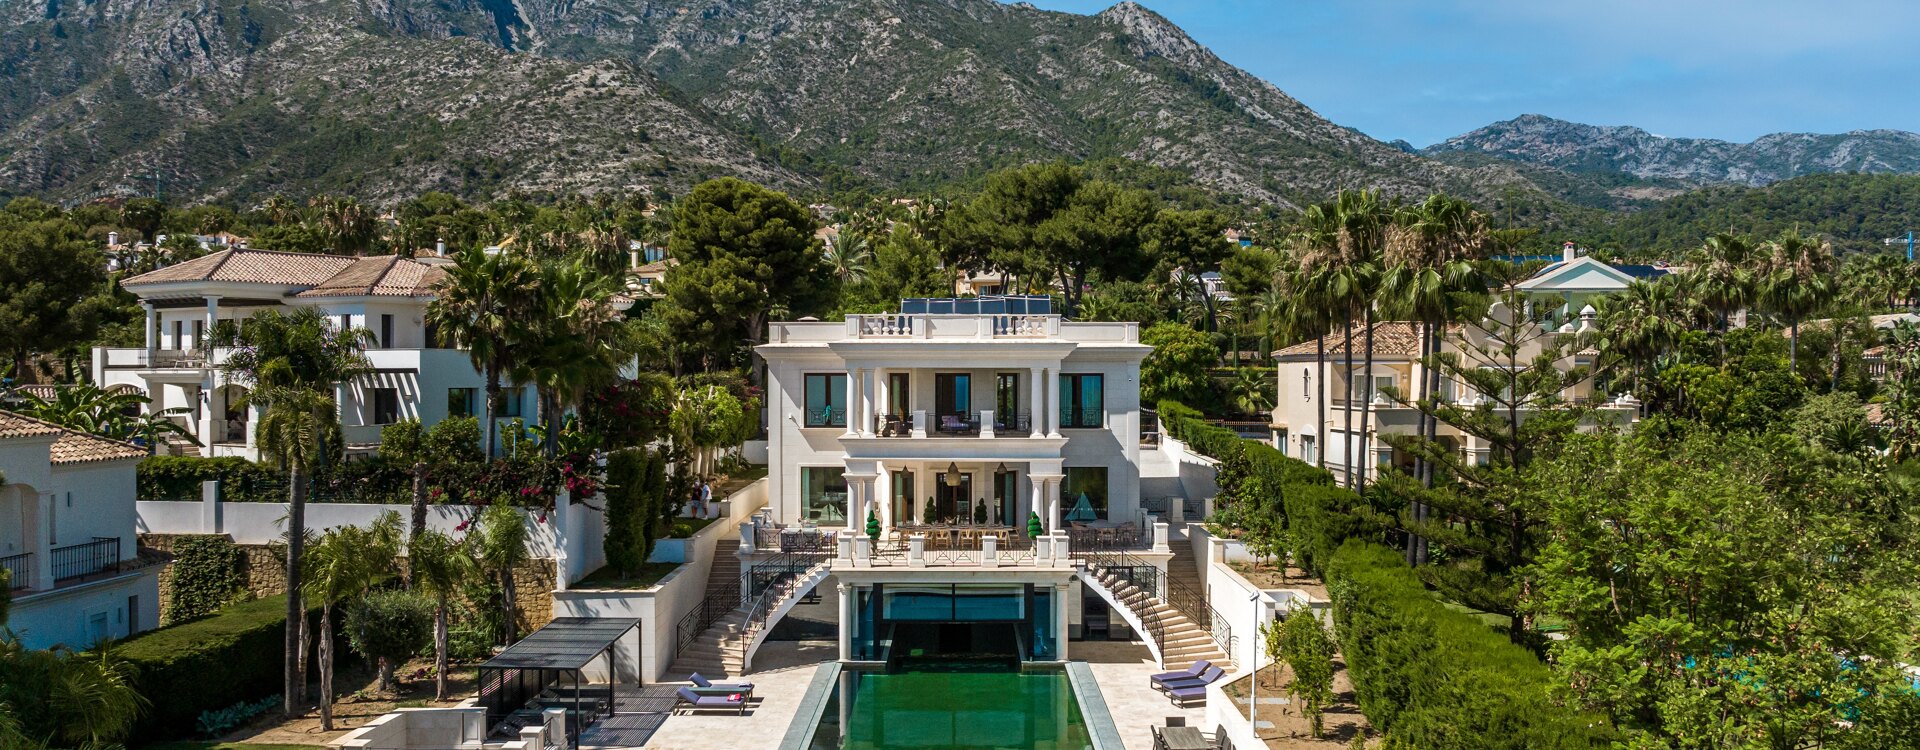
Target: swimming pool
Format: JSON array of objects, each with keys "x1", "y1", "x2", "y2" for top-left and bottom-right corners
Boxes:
[{"x1": 806, "y1": 666, "x2": 1094, "y2": 750}]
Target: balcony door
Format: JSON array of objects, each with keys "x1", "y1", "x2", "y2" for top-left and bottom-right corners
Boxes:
[
  {"x1": 891, "y1": 470, "x2": 915, "y2": 525},
  {"x1": 934, "y1": 373, "x2": 972, "y2": 432}
]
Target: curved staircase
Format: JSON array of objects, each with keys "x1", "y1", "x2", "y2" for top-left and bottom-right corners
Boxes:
[
  {"x1": 668, "y1": 546, "x2": 829, "y2": 679},
  {"x1": 1088, "y1": 566, "x2": 1230, "y2": 672}
]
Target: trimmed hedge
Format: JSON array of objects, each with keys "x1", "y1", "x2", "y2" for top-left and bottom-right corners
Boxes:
[
  {"x1": 1161, "y1": 399, "x2": 1353, "y2": 574},
  {"x1": 116, "y1": 594, "x2": 351, "y2": 741},
  {"x1": 138, "y1": 455, "x2": 279, "y2": 502},
  {"x1": 1327, "y1": 541, "x2": 1610, "y2": 748}
]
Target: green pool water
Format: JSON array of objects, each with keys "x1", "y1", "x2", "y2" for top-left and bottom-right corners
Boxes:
[{"x1": 809, "y1": 669, "x2": 1093, "y2": 750}]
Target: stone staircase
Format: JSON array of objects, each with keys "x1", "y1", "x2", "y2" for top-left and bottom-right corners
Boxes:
[
  {"x1": 668, "y1": 540, "x2": 828, "y2": 679},
  {"x1": 668, "y1": 539, "x2": 745, "y2": 678},
  {"x1": 1090, "y1": 566, "x2": 1231, "y2": 672}
]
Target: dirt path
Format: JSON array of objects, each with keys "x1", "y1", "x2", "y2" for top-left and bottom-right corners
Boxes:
[{"x1": 222, "y1": 657, "x2": 480, "y2": 747}]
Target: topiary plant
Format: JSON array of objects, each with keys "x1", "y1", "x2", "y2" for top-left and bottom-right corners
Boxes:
[{"x1": 1028, "y1": 511, "x2": 1044, "y2": 538}]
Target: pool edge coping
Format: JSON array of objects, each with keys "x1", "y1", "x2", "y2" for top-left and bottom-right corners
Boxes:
[
  {"x1": 777, "y1": 661, "x2": 843, "y2": 750},
  {"x1": 1067, "y1": 661, "x2": 1127, "y2": 750}
]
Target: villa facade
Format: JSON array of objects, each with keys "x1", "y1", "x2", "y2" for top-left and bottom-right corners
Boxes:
[
  {"x1": 0, "y1": 411, "x2": 157, "y2": 650},
  {"x1": 757, "y1": 297, "x2": 1151, "y2": 537},
  {"x1": 1270, "y1": 304, "x2": 1636, "y2": 483},
  {"x1": 90, "y1": 248, "x2": 542, "y2": 458}
]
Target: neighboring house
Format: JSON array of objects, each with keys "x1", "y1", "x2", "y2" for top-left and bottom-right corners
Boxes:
[
  {"x1": 629, "y1": 257, "x2": 676, "y2": 299},
  {"x1": 1269, "y1": 305, "x2": 1634, "y2": 483},
  {"x1": 90, "y1": 249, "x2": 539, "y2": 459},
  {"x1": 757, "y1": 296, "x2": 1150, "y2": 534},
  {"x1": 1199, "y1": 271, "x2": 1232, "y2": 302},
  {"x1": 0, "y1": 411, "x2": 157, "y2": 650},
  {"x1": 1515, "y1": 242, "x2": 1671, "y2": 323},
  {"x1": 954, "y1": 269, "x2": 1009, "y2": 297}
]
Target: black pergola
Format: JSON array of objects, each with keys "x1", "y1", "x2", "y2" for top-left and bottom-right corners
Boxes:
[{"x1": 477, "y1": 617, "x2": 641, "y2": 748}]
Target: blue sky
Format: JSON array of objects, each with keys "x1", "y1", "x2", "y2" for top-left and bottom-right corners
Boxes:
[{"x1": 1020, "y1": 0, "x2": 1920, "y2": 146}]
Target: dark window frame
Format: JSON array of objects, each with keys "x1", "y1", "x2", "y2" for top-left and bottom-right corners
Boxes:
[
  {"x1": 1058, "y1": 373, "x2": 1105, "y2": 429},
  {"x1": 803, "y1": 373, "x2": 848, "y2": 428}
]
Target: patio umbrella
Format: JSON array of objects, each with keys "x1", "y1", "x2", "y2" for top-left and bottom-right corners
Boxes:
[{"x1": 1065, "y1": 492, "x2": 1098, "y2": 522}]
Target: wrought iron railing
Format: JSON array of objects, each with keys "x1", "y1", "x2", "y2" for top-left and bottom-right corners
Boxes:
[
  {"x1": 738, "y1": 550, "x2": 832, "y2": 668},
  {"x1": 804, "y1": 405, "x2": 847, "y2": 429},
  {"x1": 675, "y1": 547, "x2": 833, "y2": 661},
  {"x1": 1077, "y1": 547, "x2": 1233, "y2": 662},
  {"x1": 1058, "y1": 405, "x2": 1103, "y2": 429},
  {"x1": 1065, "y1": 526, "x2": 1146, "y2": 551},
  {"x1": 1, "y1": 552, "x2": 30, "y2": 590},
  {"x1": 874, "y1": 413, "x2": 913, "y2": 437},
  {"x1": 992, "y1": 412, "x2": 1031, "y2": 435},
  {"x1": 50, "y1": 537, "x2": 121, "y2": 583}
]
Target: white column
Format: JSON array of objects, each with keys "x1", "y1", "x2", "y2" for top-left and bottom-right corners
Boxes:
[
  {"x1": 858, "y1": 369, "x2": 874, "y2": 437},
  {"x1": 873, "y1": 368, "x2": 889, "y2": 427},
  {"x1": 142, "y1": 303, "x2": 156, "y2": 353},
  {"x1": 1047, "y1": 478, "x2": 1062, "y2": 533},
  {"x1": 877, "y1": 468, "x2": 893, "y2": 530},
  {"x1": 1053, "y1": 581, "x2": 1072, "y2": 661},
  {"x1": 1028, "y1": 367, "x2": 1043, "y2": 438},
  {"x1": 848, "y1": 366, "x2": 864, "y2": 437},
  {"x1": 846, "y1": 478, "x2": 863, "y2": 533},
  {"x1": 1028, "y1": 475, "x2": 1044, "y2": 535},
  {"x1": 31, "y1": 492, "x2": 54, "y2": 590},
  {"x1": 1046, "y1": 367, "x2": 1062, "y2": 438},
  {"x1": 203, "y1": 296, "x2": 220, "y2": 351},
  {"x1": 837, "y1": 581, "x2": 855, "y2": 661}
]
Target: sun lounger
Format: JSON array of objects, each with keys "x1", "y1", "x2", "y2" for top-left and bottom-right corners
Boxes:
[
  {"x1": 1165, "y1": 682, "x2": 1209, "y2": 706},
  {"x1": 690, "y1": 672, "x2": 756, "y2": 693},
  {"x1": 675, "y1": 686, "x2": 748, "y2": 715},
  {"x1": 1148, "y1": 660, "x2": 1210, "y2": 686},
  {"x1": 1156, "y1": 665, "x2": 1225, "y2": 693}
]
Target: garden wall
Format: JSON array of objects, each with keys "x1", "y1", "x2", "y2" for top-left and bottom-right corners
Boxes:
[{"x1": 551, "y1": 477, "x2": 768, "y2": 684}]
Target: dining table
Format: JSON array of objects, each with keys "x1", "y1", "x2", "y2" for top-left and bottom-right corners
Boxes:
[{"x1": 1158, "y1": 726, "x2": 1209, "y2": 750}]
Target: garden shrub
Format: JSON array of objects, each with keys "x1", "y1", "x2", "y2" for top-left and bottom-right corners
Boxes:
[
  {"x1": 164, "y1": 535, "x2": 245, "y2": 625},
  {"x1": 1326, "y1": 540, "x2": 1611, "y2": 749},
  {"x1": 347, "y1": 590, "x2": 435, "y2": 690},
  {"x1": 137, "y1": 456, "x2": 278, "y2": 502},
  {"x1": 116, "y1": 594, "x2": 352, "y2": 740}
]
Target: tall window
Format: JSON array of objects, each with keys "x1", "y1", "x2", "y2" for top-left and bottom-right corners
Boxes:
[
  {"x1": 499, "y1": 386, "x2": 524, "y2": 417},
  {"x1": 1062, "y1": 467, "x2": 1109, "y2": 522},
  {"x1": 1058, "y1": 374, "x2": 1104, "y2": 429},
  {"x1": 887, "y1": 372, "x2": 910, "y2": 416},
  {"x1": 802, "y1": 467, "x2": 849, "y2": 525},
  {"x1": 447, "y1": 388, "x2": 477, "y2": 418},
  {"x1": 1301, "y1": 435, "x2": 1317, "y2": 464},
  {"x1": 891, "y1": 470, "x2": 915, "y2": 525},
  {"x1": 996, "y1": 373, "x2": 1021, "y2": 420},
  {"x1": 804, "y1": 373, "x2": 848, "y2": 427},
  {"x1": 380, "y1": 314, "x2": 395, "y2": 348},
  {"x1": 935, "y1": 373, "x2": 972, "y2": 417},
  {"x1": 193, "y1": 320, "x2": 205, "y2": 349},
  {"x1": 370, "y1": 388, "x2": 400, "y2": 425}
]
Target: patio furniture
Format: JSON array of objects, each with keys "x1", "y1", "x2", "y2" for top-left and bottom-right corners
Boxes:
[
  {"x1": 1164, "y1": 682, "x2": 1208, "y2": 706},
  {"x1": 1156, "y1": 665, "x2": 1226, "y2": 693},
  {"x1": 674, "y1": 686, "x2": 749, "y2": 715},
  {"x1": 689, "y1": 672, "x2": 755, "y2": 694},
  {"x1": 1148, "y1": 660, "x2": 1210, "y2": 687},
  {"x1": 1156, "y1": 725, "x2": 1210, "y2": 750}
]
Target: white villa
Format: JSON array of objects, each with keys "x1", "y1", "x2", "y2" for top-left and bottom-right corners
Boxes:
[
  {"x1": 1269, "y1": 303, "x2": 1637, "y2": 484},
  {"x1": 90, "y1": 248, "x2": 544, "y2": 458},
  {"x1": 757, "y1": 296, "x2": 1150, "y2": 538},
  {"x1": 0, "y1": 410, "x2": 157, "y2": 650},
  {"x1": 1516, "y1": 241, "x2": 1671, "y2": 322}
]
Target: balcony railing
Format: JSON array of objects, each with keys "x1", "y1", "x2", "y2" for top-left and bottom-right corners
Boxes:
[
  {"x1": 874, "y1": 413, "x2": 913, "y2": 437},
  {"x1": 50, "y1": 537, "x2": 121, "y2": 584},
  {"x1": 1058, "y1": 406, "x2": 1103, "y2": 429},
  {"x1": 803, "y1": 406, "x2": 847, "y2": 429},
  {"x1": 1, "y1": 552, "x2": 29, "y2": 590},
  {"x1": 992, "y1": 411, "x2": 1031, "y2": 435}
]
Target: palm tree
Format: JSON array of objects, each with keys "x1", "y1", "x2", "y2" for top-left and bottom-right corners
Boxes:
[
  {"x1": 1596, "y1": 279, "x2": 1690, "y2": 398},
  {"x1": 406, "y1": 528, "x2": 477, "y2": 701},
  {"x1": 1249, "y1": 286, "x2": 1290, "y2": 362},
  {"x1": 1229, "y1": 368, "x2": 1273, "y2": 418},
  {"x1": 217, "y1": 307, "x2": 369, "y2": 717},
  {"x1": 260, "y1": 195, "x2": 301, "y2": 227},
  {"x1": 475, "y1": 503, "x2": 529, "y2": 644},
  {"x1": 1279, "y1": 269, "x2": 1335, "y2": 471},
  {"x1": 309, "y1": 195, "x2": 378, "y2": 255},
  {"x1": 824, "y1": 231, "x2": 872, "y2": 285},
  {"x1": 304, "y1": 512, "x2": 401, "y2": 730},
  {"x1": 1759, "y1": 229, "x2": 1836, "y2": 370},
  {"x1": 1299, "y1": 191, "x2": 1387, "y2": 490},
  {"x1": 514, "y1": 260, "x2": 634, "y2": 461},
  {"x1": 1686, "y1": 232, "x2": 1760, "y2": 340},
  {"x1": 428, "y1": 246, "x2": 538, "y2": 457},
  {"x1": 18, "y1": 384, "x2": 196, "y2": 452}
]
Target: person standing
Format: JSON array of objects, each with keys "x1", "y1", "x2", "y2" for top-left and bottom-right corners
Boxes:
[{"x1": 699, "y1": 476, "x2": 715, "y2": 519}]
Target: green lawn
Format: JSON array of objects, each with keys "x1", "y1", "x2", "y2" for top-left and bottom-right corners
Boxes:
[
  {"x1": 574, "y1": 562, "x2": 683, "y2": 590},
  {"x1": 669, "y1": 516, "x2": 719, "y2": 538}
]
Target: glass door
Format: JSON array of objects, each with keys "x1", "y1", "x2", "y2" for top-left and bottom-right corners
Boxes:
[
  {"x1": 935, "y1": 373, "x2": 973, "y2": 433},
  {"x1": 935, "y1": 473, "x2": 973, "y2": 522},
  {"x1": 995, "y1": 373, "x2": 1021, "y2": 432},
  {"x1": 892, "y1": 470, "x2": 915, "y2": 525},
  {"x1": 993, "y1": 470, "x2": 1018, "y2": 525}
]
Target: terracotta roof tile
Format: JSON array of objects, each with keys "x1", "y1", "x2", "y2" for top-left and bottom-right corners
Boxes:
[
  {"x1": 1274, "y1": 322, "x2": 1427, "y2": 359},
  {"x1": 122, "y1": 249, "x2": 359, "y2": 288},
  {"x1": 295, "y1": 256, "x2": 446, "y2": 298},
  {"x1": 0, "y1": 410, "x2": 147, "y2": 464}
]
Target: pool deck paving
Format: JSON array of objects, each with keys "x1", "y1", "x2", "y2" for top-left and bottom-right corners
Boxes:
[
  {"x1": 590, "y1": 639, "x2": 1197, "y2": 750},
  {"x1": 583, "y1": 640, "x2": 831, "y2": 750},
  {"x1": 1073, "y1": 641, "x2": 1210, "y2": 750}
]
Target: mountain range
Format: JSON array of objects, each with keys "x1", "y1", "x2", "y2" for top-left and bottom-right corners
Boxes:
[
  {"x1": 1425, "y1": 114, "x2": 1920, "y2": 188},
  {"x1": 0, "y1": 0, "x2": 1912, "y2": 215}
]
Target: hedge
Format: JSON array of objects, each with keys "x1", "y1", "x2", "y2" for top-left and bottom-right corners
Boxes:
[
  {"x1": 116, "y1": 594, "x2": 352, "y2": 741},
  {"x1": 1160, "y1": 399, "x2": 1353, "y2": 575},
  {"x1": 1327, "y1": 541, "x2": 1610, "y2": 748},
  {"x1": 137, "y1": 456, "x2": 279, "y2": 502}
]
